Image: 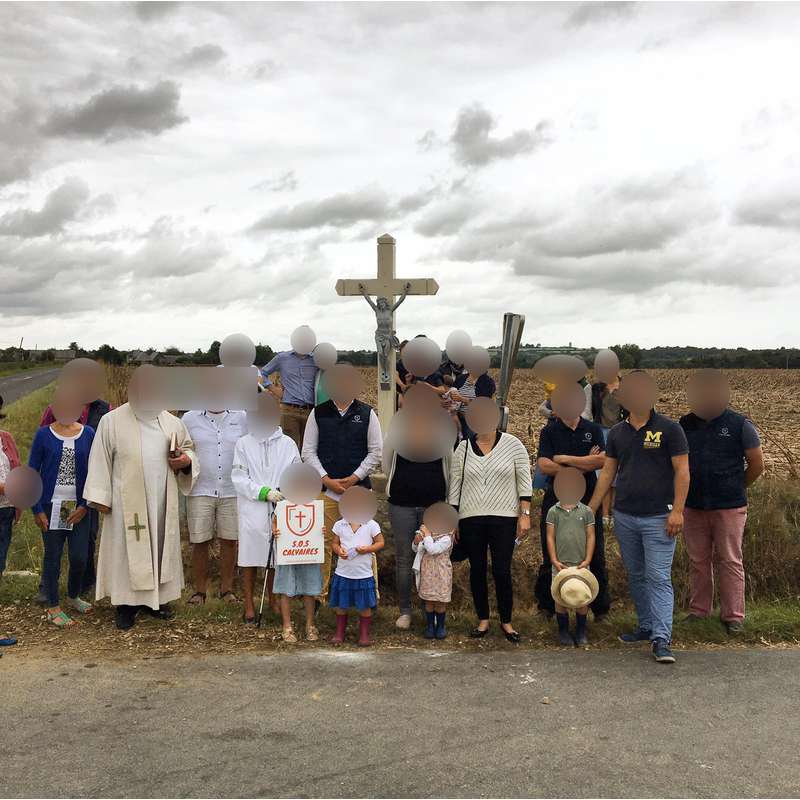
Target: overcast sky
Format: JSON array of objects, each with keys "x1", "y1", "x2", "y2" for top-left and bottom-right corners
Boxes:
[{"x1": 1, "y1": 1, "x2": 799, "y2": 355}]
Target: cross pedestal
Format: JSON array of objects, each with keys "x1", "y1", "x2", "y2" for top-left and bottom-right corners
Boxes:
[{"x1": 336, "y1": 234, "x2": 438, "y2": 434}]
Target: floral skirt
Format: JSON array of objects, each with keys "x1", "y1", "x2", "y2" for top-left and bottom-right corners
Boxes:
[{"x1": 328, "y1": 574, "x2": 377, "y2": 611}]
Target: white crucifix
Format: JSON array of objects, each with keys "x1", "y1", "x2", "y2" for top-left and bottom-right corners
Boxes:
[{"x1": 336, "y1": 233, "x2": 439, "y2": 433}]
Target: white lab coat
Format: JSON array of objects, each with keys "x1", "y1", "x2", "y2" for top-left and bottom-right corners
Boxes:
[{"x1": 231, "y1": 428, "x2": 300, "y2": 567}]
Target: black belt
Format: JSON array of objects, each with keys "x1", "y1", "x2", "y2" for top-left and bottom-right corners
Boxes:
[{"x1": 282, "y1": 403, "x2": 313, "y2": 410}]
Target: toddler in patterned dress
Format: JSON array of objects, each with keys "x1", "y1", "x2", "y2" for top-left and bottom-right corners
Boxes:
[{"x1": 412, "y1": 521, "x2": 455, "y2": 640}]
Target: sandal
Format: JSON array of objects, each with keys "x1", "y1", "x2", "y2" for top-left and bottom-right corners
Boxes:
[
  {"x1": 305, "y1": 626, "x2": 319, "y2": 642},
  {"x1": 219, "y1": 591, "x2": 239, "y2": 604},
  {"x1": 187, "y1": 592, "x2": 206, "y2": 605},
  {"x1": 66, "y1": 597, "x2": 93, "y2": 614},
  {"x1": 47, "y1": 610, "x2": 76, "y2": 628},
  {"x1": 282, "y1": 628, "x2": 298, "y2": 644},
  {"x1": 243, "y1": 613, "x2": 256, "y2": 625}
]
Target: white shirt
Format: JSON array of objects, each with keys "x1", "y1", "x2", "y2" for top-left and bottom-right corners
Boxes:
[
  {"x1": 183, "y1": 410, "x2": 247, "y2": 498},
  {"x1": 231, "y1": 428, "x2": 301, "y2": 538},
  {"x1": 51, "y1": 425, "x2": 85, "y2": 503},
  {"x1": 301, "y1": 404, "x2": 383, "y2": 500},
  {"x1": 332, "y1": 518, "x2": 381, "y2": 579},
  {"x1": 0, "y1": 447, "x2": 11, "y2": 509}
]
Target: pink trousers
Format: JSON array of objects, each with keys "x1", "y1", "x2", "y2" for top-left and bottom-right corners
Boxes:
[{"x1": 683, "y1": 507, "x2": 747, "y2": 622}]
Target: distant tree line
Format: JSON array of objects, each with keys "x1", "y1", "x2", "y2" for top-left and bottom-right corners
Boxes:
[{"x1": 4, "y1": 342, "x2": 798, "y2": 371}]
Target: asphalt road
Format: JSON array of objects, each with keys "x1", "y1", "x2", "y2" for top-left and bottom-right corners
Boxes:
[
  {"x1": 0, "y1": 367, "x2": 61, "y2": 406},
  {"x1": 3, "y1": 648, "x2": 799, "y2": 798}
]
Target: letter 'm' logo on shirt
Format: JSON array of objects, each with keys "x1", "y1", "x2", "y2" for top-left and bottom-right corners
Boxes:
[{"x1": 643, "y1": 431, "x2": 662, "y2": 448}]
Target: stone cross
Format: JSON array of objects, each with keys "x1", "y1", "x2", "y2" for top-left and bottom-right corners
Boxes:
[
  {"x1": 336, "y1": 233, "x2": 438, "y2": 433},
  {"x1": 128, "y1": 513, "x2": 146, "y2": 542}
]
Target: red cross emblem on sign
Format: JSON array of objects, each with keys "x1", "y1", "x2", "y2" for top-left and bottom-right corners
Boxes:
[{"x1": 284, "y1": 503, "x2": 316, "y2": 536}]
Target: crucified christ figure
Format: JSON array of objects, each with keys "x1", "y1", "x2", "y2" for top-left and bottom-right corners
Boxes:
[{"x1": 360, "y1": 282, "x2": 410, "y2": 388}]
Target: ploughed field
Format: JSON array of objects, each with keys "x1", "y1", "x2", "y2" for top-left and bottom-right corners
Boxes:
[{"x1": 360, "y1": 367, "x2": 800, "y2": 478}]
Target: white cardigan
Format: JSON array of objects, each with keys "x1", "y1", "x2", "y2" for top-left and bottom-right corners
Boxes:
[{"x1": 448, "y1": 432, "x2": 532, "y2": 520}]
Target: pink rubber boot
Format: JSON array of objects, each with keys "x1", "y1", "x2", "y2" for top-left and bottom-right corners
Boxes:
[
  {"x1": 357, "y1": 615, "x2": 372, "y2": 647},
  {"x1": 331, "y1": 614, "x2": 347, "y2": 644}
]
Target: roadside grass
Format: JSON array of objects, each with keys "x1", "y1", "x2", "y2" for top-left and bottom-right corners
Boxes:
[
  {"x1": 0, "y1": 362, "x2": 51, "y2": 379},
  {"x1": 2, "y1": 383, "x2": 56, "y2": 574}
]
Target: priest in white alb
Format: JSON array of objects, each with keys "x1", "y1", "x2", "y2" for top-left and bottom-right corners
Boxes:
[{"x1": 83, "y1": 367, "x2": 198, "y2": 630}]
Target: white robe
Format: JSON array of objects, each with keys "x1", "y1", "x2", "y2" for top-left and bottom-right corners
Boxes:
[
  {"x1": 231, "y1": 428, "x2": 300, "y2": 567},
  {"x1": 84, "y1": 403, "x2": 197, "y2": 609}
]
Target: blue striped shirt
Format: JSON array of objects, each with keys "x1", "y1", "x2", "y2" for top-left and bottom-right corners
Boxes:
[{"x1": 260, "y1": 351, "x2": 318, "y2": 406}]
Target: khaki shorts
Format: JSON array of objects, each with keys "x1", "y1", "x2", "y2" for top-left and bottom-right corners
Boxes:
[{"x1": 187, "y1": 496, "x2": 239, "y2": 543}]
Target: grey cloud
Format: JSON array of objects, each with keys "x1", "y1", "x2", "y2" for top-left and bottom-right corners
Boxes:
[
  {"x1": 127, "y1": 216, "x2": 227, "y2": 277},
  {"x1": 250, "y1": 59, "x2": 279, "y2": 80},
  {"x1": 0, "y1": 98, "x2": 41, "y2": 187},
  {"x1": 450, "y1": 104, "x2": 553, "y2": 168},
  {"x1": 414, "y1": 199, "x2": 480, "y2": 238},
  {"x1": 133, "y1": 1, "x2": 181, "y2": 21},
  {"x1": 735, "y1": 188, "x2": 800, "y2": 231},
  {"x1": 173, "y1": 43, "x2": 227, "y2": 70},
  {"x1": 443, "y1": 170, "x2": 722, "y2": 290},
  {"x1": 0, "y1": 177, "x2": 91, "y2": 237},
  {"x1": 42, "y1": 81, "x2": 188, "y2": 142},
  {"x1": 248, "y1": 188, "x2": 391, "y2": 232},
  {"x1": 565, "y1": 1, "x2": 637, "y2": 29},
  {"x1": 248, "y1": 184, "x2": 436, "y2": 233},
  {"x1": 250, "y1": 170, "x2": 298, "y2": 193},
  {"x1": 417, "y1": 130, "x2": 441, "y2": 152}
]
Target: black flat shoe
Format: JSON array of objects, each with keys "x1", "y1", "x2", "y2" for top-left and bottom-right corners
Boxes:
[
  {"x1": 469, "y1": 627, "x2": 489, "y2": 639},
  {"x1": 139, "y1": 604, "x2": 174, "y2": 620},
  {"x1": 115, "y1": 605, "x2": 138, "y2": 630},
  {"x1": 501, "y1": 627, "x2": 521, "y2": 643}
]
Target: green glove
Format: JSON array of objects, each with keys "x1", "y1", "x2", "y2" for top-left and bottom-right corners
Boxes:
[{"x1": 258, "y1": 486, "x2": 272, "y2": 503}]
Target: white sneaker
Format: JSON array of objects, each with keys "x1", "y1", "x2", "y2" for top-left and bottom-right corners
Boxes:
[{"x1": 395, "y1": 614, "x2": 412, "y2": 630}]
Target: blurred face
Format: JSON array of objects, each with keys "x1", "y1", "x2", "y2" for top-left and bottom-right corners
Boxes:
[
  {"x1": 686, "y1": 370, "x2": 730, "y2": 420},
  {"x1": 339, "y1": 486, "x2": 378, "y2": 524},
  {"x1": 593, "y1": 349, "x2": 620, "y2": 384},
  {"x1": 313, "y1": 342, "x2": 337, "y2": 371},
  {"x1": 247, "y1": 392, "x2": 281, "y2": 438},
  {"x1": 127, "y1": 366, "x2": 164, "y2": 415},
  {"x1": 423, "y1": 502, "x2": 459, "y2": 534},
  {"x1": 324, "y1": 364, "x2": 363, "y2": 407},
  {"x1": 51, "y1": 385, "x2": 84, "y2": 425},
  {"x1": 465, "y1": 396, "x2": 500, "y2": 435},
  {"x1": 290, "y1": 325, "x2": 316, "y2": 355},
  {"x1": 403, "y1": 337, "x2": 442, "y2": 378},
  {"x1": 534, "y1": 354, "x2": 587, "y2": 384},
  {"x1": 463, "y1": 346, "x2": 490, "y2": 376},
  {"x1": 389, "y1": 407, "x2": 454, "y2": 463},
  {"x1": 60, "y1": 358, "x2": 106, "y2": 404},
  {"x1": 280, "y1": 462, "x2": 322, "y2": 504},
  {"x1": 554, "y1": 467, "x2": 586, "y2": 505},
  {"x1": 550, "y1": 383, "x2": 586, "y2": 422},
  {"x1": 219, "y1": 333, "x2": 256, "y2": 367},
  {"x1": 618, "y1": 372, "x2": 658, "y2": 416}
]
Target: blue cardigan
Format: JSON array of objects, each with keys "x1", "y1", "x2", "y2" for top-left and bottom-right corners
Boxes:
[{"x1": 28, "y1": 425, "x2": 95, "y2": 514}]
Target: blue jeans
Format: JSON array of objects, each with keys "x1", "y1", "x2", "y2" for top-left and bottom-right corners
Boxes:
[
  {"x1": 0, "y1": 507, "x2": 14, "y2": 573},
  {"x1": 613, "y1": 511, "x2": 676, "y2": 642},
  {"x1": 40, "y1": 505, "x2": 91, "y2": 607}
]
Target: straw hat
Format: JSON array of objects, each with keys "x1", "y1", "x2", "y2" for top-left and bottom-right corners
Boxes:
[{"x1": 551, "y1": 567, "x2": 599, "y2": 609}]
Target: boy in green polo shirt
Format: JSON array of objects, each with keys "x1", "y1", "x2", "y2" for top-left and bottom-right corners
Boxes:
[{"x1": 546, "y1": 468, "x2": 596, "y2": 645}]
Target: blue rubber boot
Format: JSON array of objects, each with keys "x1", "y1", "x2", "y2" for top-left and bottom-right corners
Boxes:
[
  {"x1": 435, "y1": 611, "x2": 447, "y2": 639},
  {"x1": 424, "y1": 611, "x2": 436, "y2": 639}
]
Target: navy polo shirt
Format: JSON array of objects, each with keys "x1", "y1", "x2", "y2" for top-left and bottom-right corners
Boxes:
[
  {"x1": 536, "y1": 416, "x2": 606, "y2": 499},
  {"x1": 606, "y1": 410, "x2": 689, "y2": 517}
]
